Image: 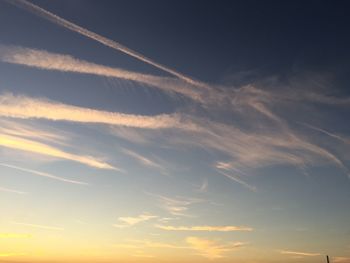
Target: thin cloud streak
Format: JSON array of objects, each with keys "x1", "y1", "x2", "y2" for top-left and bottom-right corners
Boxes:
[
  {"x1": 0, "y1": 118, "x2": 67, "y2": 143},
  {"x1": 0, "y1": 45, "x2": 203, "y2": 101},
  {"x1": 0, "y1": 186, "x2": 27, "y2": 195},
  {"x1": 302, "y1": 123, "x2": 350, "y2": 144},
  {"x1": 217, "y1": 170, "x2": 257, "y2": 192},
  {"x1": 280, "y1": 250, "x2": 321, "y2": 257},
  {"x1": 0, "y1": 133, "x2": 117, "y2": 170},
  {"x1": 175, "y1": 116, "x2": 350, "y2": 176},
  {"x1": 114, "y1": 240, "x2": 188, "y2": 250},
  {"x1": 0, "y1": 163, "x2": 89, "y2": 185},
  {"x1": 122, "y1": 148, "x2": 164, "y2": 171},
  {"x1": 147, "y1": 192, "x2": 203, "y2": 217},
  {"x1": 0, "y1": 93, "x2": 181, "y2": 129},
  {"x1": 186, "y1": 236, "x2": 246, "y2": 259},
  {"x1": 113, "y1": 213, "x2": 157, "y2": 228},
  {"x1": 5, "y1": 0, "x2": 205, "y2": 87},
  {"x1": 156, "y1": 225, "x2": 253, "y2": 232}
]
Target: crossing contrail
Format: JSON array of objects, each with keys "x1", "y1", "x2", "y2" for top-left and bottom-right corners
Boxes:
[
  {"x1": 5, "y1": 0, "x2": 206, "y2": 88},
  {"x1": 0, "y1": 45, "x2": 204, "y2": 102}
]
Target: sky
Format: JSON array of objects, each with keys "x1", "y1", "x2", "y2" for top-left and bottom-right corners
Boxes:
[{"x1": 0, "y1": 0, "x2": 350, "y2": 262}]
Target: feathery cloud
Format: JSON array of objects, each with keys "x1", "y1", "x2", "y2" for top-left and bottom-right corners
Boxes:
[
  {"x1": 122, "y1": 148, "x2": 164, "y2": 171},
  {"x1": 0, "y1": 93, "x2": 181, "y2": 129},
  {"x1": 147, "y1": 193, "x2": 203, "y2": 216},
  {"x1": 302, "y1": 123, "x2": 350, "y2": 144},
  {"x1": 156, "y1": 225, "x2": 253, "y2": 232},
  {"x1": 217, "y1": 170, "x2": 257, "y2": 192},
  {"x1": 114, "y1": 239, "x2": 187, "y2": 250},
  {"x1": 196, "y1": 178, "x2": 208, "y2": 193},
  {"x1": 280, "y1": 250, "x2": 321, "y2": 257},
  {"x1": 186, "y1": 236, "x2": 246, "y2": 259},
  {"x1": 0, "y1": 45, "x2": 203, "y2": 101},
  {"x1": 0, "y1": 118, "x2": 67, "y2": 143},
  {"x1": 4, "y1": 0, "x2": 205, "y2": 87},
  {"x1": 0, "y1": 186, "x2": 27, "y2": 195},
  {"x1": 0, "y1": 163, "x2": 88, "y2": 185},
  {"x1": 0, "y1": 133, "x2": 116, "y2": 170},
  {"x1": 113, "y1": 213, "x2": 157, "y2": 228}
]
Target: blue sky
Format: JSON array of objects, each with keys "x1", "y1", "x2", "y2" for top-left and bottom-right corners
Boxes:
[{"x1": 0, "y1": 1, "x2": 349, "y2": 262}]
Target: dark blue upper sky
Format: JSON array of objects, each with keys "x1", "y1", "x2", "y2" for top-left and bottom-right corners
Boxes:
[{"x1": 2, "y1": 0, "x2": 350, "y2": 84}]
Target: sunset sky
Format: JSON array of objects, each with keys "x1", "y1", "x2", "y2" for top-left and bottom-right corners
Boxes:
[{"x1": 0, "y1": 1, "x2": 350, "y2": 262}]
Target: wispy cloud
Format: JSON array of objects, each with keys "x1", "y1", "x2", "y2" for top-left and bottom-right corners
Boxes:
[
  {"x1": 121, "y1": 148, "x2": 164, "y2": 172},
  {"x1": 4, "y1": 1, "x2": 205, "y2": 87},
  {"x1": 196, "y1": 178, "x2": 208, "y2": 193},
  {"x1": 186, "y1": 236, "x2": 246, "y2": 259},
  {"x1": 0, "y1": 118, "x2": 67, "y2": 143},
  {"x1": 280, "y1": 250, "x2": 321, "y2": 257},
  {"x1": 0, "y1": 186, "x2": 27, "y2": 195},
  {"x1": 171, "y1": 116, "x2": 349, "y2": 177},
  {"x1": 156, "y1": 225, "x2": 253, "y2": 232},
  {"x1": 12, "y1": 222, "x2": 64, "y2": 231},
  {"x1": 217, "y1": 170, "x2": 257, "y2": 192},
  {"x1": 0, "y1": 45, "x2": 203, "y2": 101},
  {"x1": 114, "y1": 239, "x2": 187, "y2": 250},
  {"x1": 0, "y1": 93, "x2": 181, "y2": 129},
  {"x1": 147, "y1": 193, "x2": 203, "y2": 216},
  {"x1": 0, "y1": 133, "x2": 116, "y2": 170},
  {"x1": 302, "y1": 123, "x2": 350, "y2": 144},
  {"x1": 0, "y1": 163, "x2": 88, "y2": 185},
  {"x1": 113, "y1": 213, "x2": 157, "y2": 228}
]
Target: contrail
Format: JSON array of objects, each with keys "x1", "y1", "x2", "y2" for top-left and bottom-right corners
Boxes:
[
  {"x1": 301, "y1": 122, "x2": 350, "y2": 144},
  {"x1": 0, "y1": 186, "x2": 27, "y2": 194},
  {"x1": 0, "y1": 163, "x2": 89, "y2": 185},
  {"x1": 0, "y1": 93, "x2": 182, "y2": 129},
  {"x1": 5, "y1": 0, "x2": 205, "y2": 88},
  {"x1": 0, "y1": 45, "x2": 204, "y2": 102}
]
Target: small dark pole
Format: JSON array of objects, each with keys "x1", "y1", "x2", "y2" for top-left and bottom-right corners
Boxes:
[{"x1": 327, "y1": 255, "x2": 330, "y2": 263}]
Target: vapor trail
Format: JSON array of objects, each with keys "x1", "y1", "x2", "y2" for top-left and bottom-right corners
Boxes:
[
  {"x1": 0, "y1": 45, "x2": 203, "y2": 101},
  {"x1": 0, "y1": 163, "x2": 89, "y2": 185},
  {"x1": 302, "y1": 123, "x2": 350, "y2": 144},
  {"x1": 0, "y1": 186, "x2": 27, "y2": 194},
  {"x1": 5, "y1": 0, "x2": 205, "y2": 88},
  {"x1": 0, "y1": 93, "x2": 181, "y2": 129}
]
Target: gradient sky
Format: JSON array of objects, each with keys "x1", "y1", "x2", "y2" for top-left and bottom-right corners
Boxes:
[{"x1": 0, "y1": 1, "x2": 350, "y2": 263}]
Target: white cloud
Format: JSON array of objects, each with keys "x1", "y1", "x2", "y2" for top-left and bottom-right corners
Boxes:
[
  {"x1": 147, "y1": 193, "x2": 203, "y2": 217},
  {"x1": 113, "y1": 213, "x2": 157, "y2": 228},
  {"x1": 156, "y1": 225, "x2": 253, "y2": 232},
  {"x1": 186, "y1": 236, "x2": 246, "y2": 259},
  {"x1": 0, "y1": 163, "x2": 89, "y2": 185},
  {"x1": 280, "y1": 250, "x2": 321, "y2": 257},
  {"x1": 122, "y1": 148, "x2": 164, "y2": 172},
  {"x1": 0, "y1": 186, "x2": 27, "y2": 195},
  {"x1": 0, "y1": 45, "x2": 204, "y2": 101},
  {"x1": 0, "y1": 93, "x2": 181, "y2": 129},
  {"x1": 0, "y1": 132, "x2": 117, "y2": 170}
]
